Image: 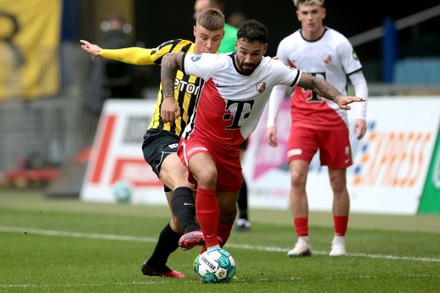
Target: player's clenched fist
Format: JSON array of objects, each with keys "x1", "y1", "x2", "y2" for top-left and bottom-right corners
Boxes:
[{"x1": 160, "y1": 97, "x2": 180, "y2": 125}]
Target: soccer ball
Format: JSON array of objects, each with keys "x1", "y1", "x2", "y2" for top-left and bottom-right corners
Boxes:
[
  {"x1": 194, "y1": 247, "x2": 236, "y2": 283},
  {"x1": 113, "y1": 180, "x2": 132, "y2": 203}
]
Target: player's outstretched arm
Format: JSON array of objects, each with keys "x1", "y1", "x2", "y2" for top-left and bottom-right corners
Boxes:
[
  {"x1": 298, "y1": 73, "x2": 366, "y2": 110},
  {"x1": 160, "y1": 52, "x2": 184, "y2": 124},
  {"x1": 80, "y1": 40, "x2": 154, "y2": 65},
  {"x1": 80, "y1": 40, "x2": 101, "y2": 57}
]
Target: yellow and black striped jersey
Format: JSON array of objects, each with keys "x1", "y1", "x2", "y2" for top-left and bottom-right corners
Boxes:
[{"x1": 100, "y1": 39, "x2": 203, "y2": 137}]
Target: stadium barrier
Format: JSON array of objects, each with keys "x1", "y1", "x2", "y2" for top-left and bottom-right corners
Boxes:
[{"x1": 80, "y1": 97, "x2": 440, "y2": 215}]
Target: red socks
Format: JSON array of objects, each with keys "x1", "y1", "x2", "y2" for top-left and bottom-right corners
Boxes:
[
  {"x1": 294, "y1": 217, "x2": 308, "y2": 237},
  {"x1": 195, "y1": 187, "x2": 219, "y2": 247},
  {"x1": 333, "y1": 215, "x2": 348, "y2": 236},
  {"x1": 294, "y1": 216, "x2": 348, "y2": 237}
]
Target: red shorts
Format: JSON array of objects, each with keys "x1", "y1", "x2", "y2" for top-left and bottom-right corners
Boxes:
[
  {"x1": 178, "y1": 137, "x2": 242, "y2": 192},
  {"x1": 288, "y1": 126, "x2": 352, "y2": 168}
]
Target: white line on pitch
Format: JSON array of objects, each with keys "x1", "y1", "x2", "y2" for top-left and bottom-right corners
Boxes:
[
  {"x1": 0, "y1": 280, "x2": 180, "y2": 289},
  {"x1": 1, "y1": 226, "x2": 439, "y2": 263}
]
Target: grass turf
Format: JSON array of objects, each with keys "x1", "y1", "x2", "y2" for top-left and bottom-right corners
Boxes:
[{"x1": 0, "y1": 190, "x2": 439, "y2": 292}]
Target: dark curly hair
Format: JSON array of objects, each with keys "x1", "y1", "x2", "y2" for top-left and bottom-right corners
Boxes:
[{"x1": 236, "y1": 19, "x2": 268, "y2": 44}]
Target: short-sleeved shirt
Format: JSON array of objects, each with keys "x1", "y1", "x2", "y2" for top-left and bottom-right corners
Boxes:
[
  {"x1": 276, "y1": 27, "x2": 362, "y2": 130},
  {"x1": 181, "y1": 53, "x2": 302, "y2": 151}
]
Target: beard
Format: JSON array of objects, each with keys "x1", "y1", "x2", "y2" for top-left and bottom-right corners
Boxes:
[{"x1": 237, "y1": 61, "x2": 256, "y2": 75}]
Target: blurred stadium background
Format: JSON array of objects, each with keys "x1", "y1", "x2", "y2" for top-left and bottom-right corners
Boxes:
[{"x1": 0, "y1": 0, "x2": 439, "y2": 214}]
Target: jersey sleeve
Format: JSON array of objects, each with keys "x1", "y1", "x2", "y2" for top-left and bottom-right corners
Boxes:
[
  {"x1": 100, "y1": 39, "x2": 193, "y2": 66},
  {"x1": 349, "y1": 71, "x2": 368, "y2": 120},
  {"x1": 267, "y1": 58, "x2": 301, "y2": 128},
  {"x1": 337, "y1": 37, "x2": 362, "y2": 75},
  {"x1": 182, "y1": 53, "x2": 219, "y2": 81},
  {"x1": 272, "y1": 58, "x2": 302, "y2": 87},
  {"x1": 267, "y1": 85, "x2": 286, "y2": 128},
  {"x1": 100, "y1": 47, "x2": 155, "y2": 65},
  {"x1": 336, "y1": 35, "x2": 367, "y2": 120},
  {"x1": 275, "y1": 38, "x2": 290, "y2": 66}
]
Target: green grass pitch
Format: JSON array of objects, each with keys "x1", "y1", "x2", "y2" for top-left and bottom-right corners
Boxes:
[{"x1": 0, "y1": 190, "x2": 439, "y2": 292}]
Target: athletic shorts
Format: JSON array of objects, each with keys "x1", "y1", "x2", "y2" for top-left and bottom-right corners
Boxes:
[
  {"x1": 288, "y1": 126, "x2": 352, "y2": 168},
  {"x1": 142, "y1": 129, "x2": 180, "y2": 191},
  {"x1": 177, "y1": 137, "x2": 242, "y2": 192}
]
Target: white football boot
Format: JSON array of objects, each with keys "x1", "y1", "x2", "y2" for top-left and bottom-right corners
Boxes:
[
  {"x1": 236, "y1": 218, "x2": 252, "y2": 232},
  {"x1": 329, "y1": 235, "x2": 346, "y2": 256},
  {"x1": 287, "y1": 236, "x2": 312, "y2": 257}
]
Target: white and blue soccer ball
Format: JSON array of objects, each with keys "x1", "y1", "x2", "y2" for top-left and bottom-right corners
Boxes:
[
  {"x1": 195, "y1": 247, "x2": 236, "y2": 283},
  {"x1": 113, "y1": 180, "x2": 132, "y2": 203}
]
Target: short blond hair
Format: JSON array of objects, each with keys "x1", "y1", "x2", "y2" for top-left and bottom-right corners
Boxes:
[
  {"x1": 196, "y1": 8, "x2": 225, "y2": 31},
  {"x1": 293, "y1": 0, "x2": 324, "y2": 7}
]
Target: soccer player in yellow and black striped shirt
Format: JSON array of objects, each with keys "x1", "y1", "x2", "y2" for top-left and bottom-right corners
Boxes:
[{"x1": 80, "y1": 8, "x2": 225, "y2": 278}]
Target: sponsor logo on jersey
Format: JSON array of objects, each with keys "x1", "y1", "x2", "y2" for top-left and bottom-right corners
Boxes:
[
  {"x1": 175, "y1": 78, "x2": 201, "y2": 96},
  {"x1": 191, "y1": 54, "x2": 202, "y2": 62},
  {"x1": 256, "y1": 82, "x2": 266, "y2": 93}
]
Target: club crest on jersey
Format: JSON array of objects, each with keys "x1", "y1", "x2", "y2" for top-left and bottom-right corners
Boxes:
[
  {"x1": 322, "y1": 54, "x2": 332, "y2": 64},
  {"x1": 256, "y1": 82, "x2": 266, "y2": 93},
  {"x1": 191, "y1": 54, "x2": 202, "y2": 62}
]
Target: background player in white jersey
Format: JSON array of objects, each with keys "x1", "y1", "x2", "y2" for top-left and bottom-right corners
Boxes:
[
  {"x1": 160, "y1": 19, "x2": 365, "y2": 251},
  {"x1": 266, "y1": 0, "x2": 368, "y2": 257}
]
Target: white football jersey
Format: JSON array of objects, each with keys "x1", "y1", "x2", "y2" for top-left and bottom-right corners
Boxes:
[
  {"x1": 181, "y1": 52, "x2": 301, "y2": 150},
  {"x1": 274, "y1": 27, "x2": 363, "y2": 130}
]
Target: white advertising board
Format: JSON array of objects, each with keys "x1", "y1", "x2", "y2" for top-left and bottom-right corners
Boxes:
[
  {"x1": 80, "y1": 99, "x2": 167, "y2": 205},
  {"x1": 242, "y1": 97, "x2": 440, "y2": 215},
  {"x1": 81, "y1": 97, "x2": 440, "y2": 215}
]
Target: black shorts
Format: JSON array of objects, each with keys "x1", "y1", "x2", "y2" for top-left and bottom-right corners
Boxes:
[{"x1": 142, "y1": 129, "x2": 179, "y2": 191}]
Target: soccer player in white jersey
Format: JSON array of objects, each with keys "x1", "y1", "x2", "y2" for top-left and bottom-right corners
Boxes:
[
  {"x1": 266, "y1": 0, "x2": 368, "y2": 257},
  {"x1": 160, "y1": 19, "x2": 365, "y2": 251}
]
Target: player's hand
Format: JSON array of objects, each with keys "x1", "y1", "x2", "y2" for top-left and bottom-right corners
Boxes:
[
  {"x1": 161, "y1": 97, "x2": 180, "y2": 125},
  {"x1": 266, "y1": 127, "x2": 278, "y2": 147},
  {"x1": 80, "y1": 40, "x2": 101, "y2": 57},
  {"x1": 334, "y1": 95, "x2": 366, "y2": 110},
  {"x1": 353, "y1": 118, "x2": 367, "y2": 139}
]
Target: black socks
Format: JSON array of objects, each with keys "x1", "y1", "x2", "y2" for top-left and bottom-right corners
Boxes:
[
  {"x1": 147, "y1": 222, "x2": 181, "y2": 270},
  {"x1": 171, "y1": 186, "x2": 199, "y2": 234}
]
